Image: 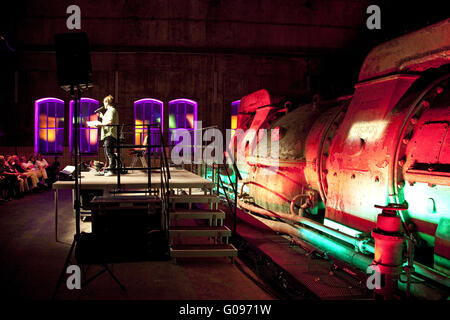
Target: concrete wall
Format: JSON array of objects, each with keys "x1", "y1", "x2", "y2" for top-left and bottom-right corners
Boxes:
[
  {"x1": 0, "y1": 0, "x2": 371, "y2": 152},
  {"x1": 14, "y1": 0, "x2": 368, "y2": 50}
]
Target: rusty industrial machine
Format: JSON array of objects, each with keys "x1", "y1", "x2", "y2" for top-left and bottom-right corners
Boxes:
[{"x1": 226, "y1": 19, "x2": 450, "y2": 299}]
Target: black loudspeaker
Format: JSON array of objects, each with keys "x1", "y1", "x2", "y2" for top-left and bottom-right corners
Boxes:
[{"x1": 54, "y1": 32, "x2": 92, "y2": 91}]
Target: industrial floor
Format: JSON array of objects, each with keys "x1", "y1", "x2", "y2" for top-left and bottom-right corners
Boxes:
[
  {"x1": 0, "y1": 190, "x2": 273, "y2": 300},
  {"x1": 0, "y1": 187, "x2": 372, "y2": 300},
  {"x1": 232, "y1": 208, "x2": 372, "y2": 300}
]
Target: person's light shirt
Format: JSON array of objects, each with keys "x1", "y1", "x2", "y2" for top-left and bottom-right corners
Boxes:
[{"x1": 100, "y1": 106, "x2": 119, "y2": 140}]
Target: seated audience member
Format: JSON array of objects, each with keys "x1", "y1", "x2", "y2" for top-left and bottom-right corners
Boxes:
[
  {"x1": 36, "y1": 153, "x2": 49, "y2": 170},
  {"x1": 27, "y1": 155, "x2": 48, "y2": 187},
  {"x1": 47, "y1": 156, "x2": 61, "y2": 185},
  {"x1": 20, "y1": 155, "x2": 42, "y2": 188},
  {"x1": 11, "y1": 155, "x2": 40, "y2": 192},
  {"x1": 7, "y1": 156, "x2": 30, "y2": 193},
  {"x1": 0, "y1": 156, "x2": 9, "y2": 200},
  {"x1": 0, "y1": 172, "x2": 8, "y2": 201},
  {"x1": 19, "y1": 156, "x2": 30, "y2": 172},
  {"x1": 0, "y1": 155, "x2": 24, "y2": 199}
]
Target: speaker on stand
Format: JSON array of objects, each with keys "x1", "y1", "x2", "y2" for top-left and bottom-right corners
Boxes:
[
  {"x1": 52, "y1": 32, "x2": 124, "y2": 298},
  {"x1": 55, "y1": 32, "x2": 92, "y2": 90}
]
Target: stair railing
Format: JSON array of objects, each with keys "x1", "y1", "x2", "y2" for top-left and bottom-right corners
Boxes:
[
  {"x1": 210, "y1": 147, "x2": 242, "y2": 239},
  {"x1": 157, "y1": 125, "x2": 171, "y2": 242},
  {"x1": 109, "y1": 123, "x2": 171, "y2": 242}
]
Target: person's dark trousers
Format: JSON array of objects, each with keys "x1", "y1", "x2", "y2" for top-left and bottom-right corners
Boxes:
[
  {"x1": 4, "y1": 176, "x2": 18, "y2": 199},
  {"x1": 103, "y1": 136, "x2": 118, "y2": 173}
]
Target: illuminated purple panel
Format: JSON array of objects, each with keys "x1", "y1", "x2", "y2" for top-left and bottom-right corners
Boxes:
[
  {"x1": 231, "y1": 100, "x2": 241, "y2": 134},
  {"x1": 231, "y1": 100, "x2": 240, "y2": 116},
  {"x1": 34, "y1": 98, "x2": 65, "y2": 154},
  {"x1": 134, "y1": 98, "x2": 163, "y2": 151},
  {"x1": 70, "y1": 98, "x2": 99, "y2": 154},
  {"x1": 168, "y1": 99, "x2": 198, "y2": 151}
]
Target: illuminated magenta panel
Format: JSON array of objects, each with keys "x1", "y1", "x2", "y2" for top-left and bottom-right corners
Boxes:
[
  {"x1": 69, "y1": 98, "x2": 99, "y2": 154},
  {"x1": 34, "y1": 98, "x2": 65, "y2": 154},
  {"x1": 231, "y1": 100, "x2": 240, "y2": 131},
  {"x1": 168, "y1": 98, "x2": 198, "y2": 149},
  {"x1": 134, "y1": 98, "x2": 164, "y2": 151}
]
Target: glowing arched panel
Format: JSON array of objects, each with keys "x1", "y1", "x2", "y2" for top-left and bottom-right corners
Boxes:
[
  {"x1": 34, "y1": 98, "x2": 65, "y2": 154},
  {"x1": 168, "y1": 99, "x2": 198, "y2": 152},
  {"x1": 134, "y1": 98, "x2": 163, "y2": 149},
  {"x1": 231, "y1": 100, "x2": 240, "y2": 137},
  {"x1": 70, "y1": 98, "x2": 99, "y2": 154}
]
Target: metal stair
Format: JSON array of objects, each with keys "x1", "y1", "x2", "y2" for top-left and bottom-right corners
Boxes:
[
  {"x1": 170, "y1": 209, "x2": 226, "y2": 226},
  {"x1": 170, "y1": 226, "x2": 232, "y2": 238},
  {"x1": 168, "y1": 194, "x2": 237, "y2": 262},
  {"x1": 170, "y1": 244, "x2": 238, "y2": 258},
  {"x1": 169, "y1": 194, "x2": 220, "y2": 208}
]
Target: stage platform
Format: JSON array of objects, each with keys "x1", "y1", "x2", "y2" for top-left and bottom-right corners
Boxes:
[
  {"x1": 53, "y1": 168, "x2": 215, "y2": 241},
  {"x1": 53, "y1": 167, "x2": 214, "y2": 191}
]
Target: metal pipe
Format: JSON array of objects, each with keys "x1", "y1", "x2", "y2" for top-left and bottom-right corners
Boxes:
[
  {"x1": 238, "y1": 182, "x2": 375, "y2": 253},
  {"x1": 246, "y1": 211, "x2": 447, "y2": 299},
  {"x1": 117, "y1": 124, "x2": 121, "y2": 188},
  {"x1": 238, "y1": 199, "x2": 374, "y2": 254},
  {"x1": 240, "y1": 200, "x2": 450, "y2": 291},
  {"x1": 234, "y1": 173, "x2": 238, "y2": 239},
  {"x1": 289, "y1": 192, "x2": 309, "y2": 212},
  {"x1": 246, "y1": 211, "x2": 373, "y2": 273},
  {"x1": 414, "y1": 261, "x2": 450, "y2": 288}
]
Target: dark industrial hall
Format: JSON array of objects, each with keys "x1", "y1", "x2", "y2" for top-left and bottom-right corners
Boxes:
[{"x1": 0, "y1": 0, "x2": 449, "y2": 311}]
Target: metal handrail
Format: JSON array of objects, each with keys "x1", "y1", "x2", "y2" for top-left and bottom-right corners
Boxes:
[
  {"x1": 159, "y1": 125, "x2": 171, "y2": 180},
  {"x1": 216, "y1": 170, "x2": 237, "y2": 235},
  {"x1": 114, "y1": 123, "x2": 166, "y2": 190},
  {"x1": 91, "y1": 121, "x2": 171, "y2": 245},
  {"x1": 204, "y1": 156, "x2": 240, "y2": 239},
  {"x1": 157, "y1": 125, "x2": 171, "y2": 242}
]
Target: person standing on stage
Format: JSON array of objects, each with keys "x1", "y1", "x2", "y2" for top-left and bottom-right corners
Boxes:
[{"x1": 97, "y1": 95, "x2": 119, "y2": 176}]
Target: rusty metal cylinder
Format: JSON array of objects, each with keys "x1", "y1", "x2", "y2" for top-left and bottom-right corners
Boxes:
[{"x1": 371, "y1": 204, "x2": 406, "y2": 299}]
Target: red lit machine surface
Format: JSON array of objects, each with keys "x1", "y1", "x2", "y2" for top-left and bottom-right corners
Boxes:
[{"x1": 232, "y1": 19, "x2": 450, "y2": 299}]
